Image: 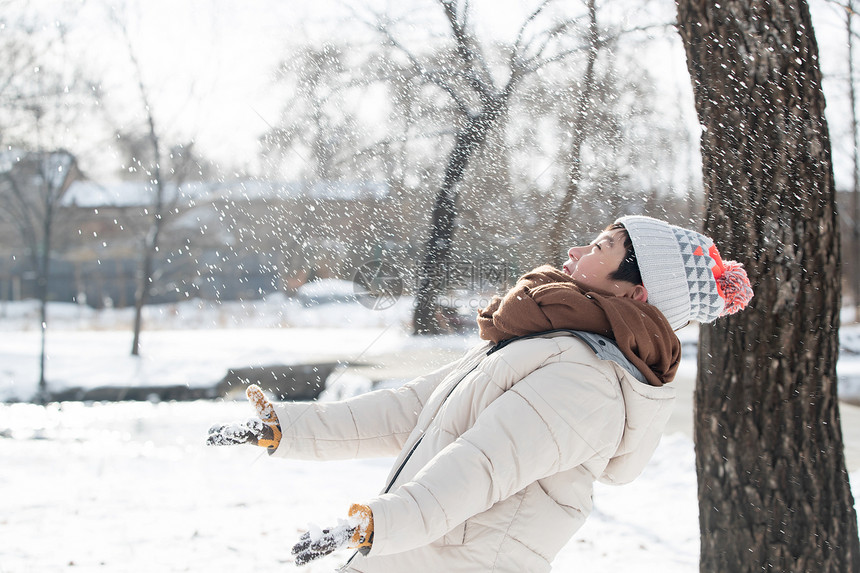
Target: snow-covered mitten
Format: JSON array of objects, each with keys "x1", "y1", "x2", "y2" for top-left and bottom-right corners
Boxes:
[
  {"x1": 291, "y1": 504, "x2": 374, "y2": 566},
  {"x1": 205, "y1": 384, "x2": 282, "y2": 452},
  {"x1": 245, "y1": 384, "x2": 282, "y2": 450}
]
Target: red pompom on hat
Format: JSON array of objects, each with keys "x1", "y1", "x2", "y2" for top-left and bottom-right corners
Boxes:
[{"x1": 708, "y1": 245, "x2": 753, "y2": 316}]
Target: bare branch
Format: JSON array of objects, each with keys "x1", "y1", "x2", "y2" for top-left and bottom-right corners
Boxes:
[
  {"x1": 437, "y1": 0, "x2": 494, "y2": 100},
  {"x1": 513, "y1": 0, "x2": 556, "y2": 54},
  {"x1": 376, "y1": 21, "x2": 473, "y2": 116},
  {"x1": 2, "y1": 169, "x2": 40, "y2": 224},
  {"x1": 613, "y1": 22, "x2": 676, "y2": 41},
  {"x1": 346, "y1": 7, "x2": 448, "y2": 89},
  {"x1": 0, "y1": 13, "x2": 67, "y2": 104},
  {"x1": 522, "y1": 18, "x2": 582, "y2": 66},
  {"x1": 0, "y1": 170, "x2": 40, "y2": 268},
  {"x1": 509, "y1": 3, "x2": 584, "y2": 87},
  {"x1": 521, "y1": 40, "x2": 590, "y2": 75},
  {"x1": 522, "y1": 20, "x2": 673, "y2": 75}
]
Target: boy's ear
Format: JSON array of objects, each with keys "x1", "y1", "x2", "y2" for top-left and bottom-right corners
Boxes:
[{"x1": 627, "y1": 284, "x2": 648, "y2": 302}]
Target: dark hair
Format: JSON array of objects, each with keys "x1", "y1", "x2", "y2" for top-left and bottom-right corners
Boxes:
[{"x1": 604, "y1": 222, "x2": 643, "y2": 285}]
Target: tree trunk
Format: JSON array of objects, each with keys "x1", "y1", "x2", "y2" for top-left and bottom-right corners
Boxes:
[
  {"x1": 131, "y1": 112, "x2": 164, "y2": 357},
  {"x1": 413, "y1": 101, "x2": 506, "y2": 334},
  {"x1": 676, "y1": 0, "x2": 860, "y2": 571},
  {"x1": 33, "y1": 152, "x2": 75, "y2": 404},
  {"x1": 118, "y1": 18, "x2": 167, "y2": 358},
  {"x1": 34, "y1": 154, "x2": 52, "y2": 402},
  {"x1": 36, "y1": 242, "x2": 49, "y2": 404},
  {"x1": 36, "y1": 185, "x2": 51, "y2": 404}
]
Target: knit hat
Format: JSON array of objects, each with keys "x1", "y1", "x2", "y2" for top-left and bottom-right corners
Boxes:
[{"x1": 615, "y1": 215, "x2": 753, "y2": 330}]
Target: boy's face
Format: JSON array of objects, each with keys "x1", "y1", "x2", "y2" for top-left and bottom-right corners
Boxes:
[{"x1": 562, "y1": 230, "x2": 646, "y2": 300}]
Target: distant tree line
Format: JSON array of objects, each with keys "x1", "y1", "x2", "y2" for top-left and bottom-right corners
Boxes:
[{"x1": 0, "y1": 1, "x2": 703, "y2": 318}]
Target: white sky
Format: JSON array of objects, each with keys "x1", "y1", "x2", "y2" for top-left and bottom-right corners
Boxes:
[
  {"x1": 58, "y1": 1, "x2": 555, "y2": 174},
  {"x1": 53, "y1": 0, "x2": 688, "y2": 178},
  {"x1": 68, "y1": 0, "x2": 297, "y2": 174},
  {"x1": 17, "y1": 0, "x2": 859, "y2": 188}
]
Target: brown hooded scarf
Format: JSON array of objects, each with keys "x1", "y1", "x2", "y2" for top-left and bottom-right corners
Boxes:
[{"x1": 477, "y1": 266, "x2": 681, "y2": 386}]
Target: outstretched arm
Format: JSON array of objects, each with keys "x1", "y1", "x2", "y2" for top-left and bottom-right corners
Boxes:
[
  {"x1": 268, "y1": 349, "x2": 479, "y2": 460},
  {"x1": 206, "y1": 344, "x2": 485, "y2": 460}
]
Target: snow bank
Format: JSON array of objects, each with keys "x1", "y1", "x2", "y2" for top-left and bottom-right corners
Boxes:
[{"x1": 0, "y1": 296, "x2": 422, "y2": 401}]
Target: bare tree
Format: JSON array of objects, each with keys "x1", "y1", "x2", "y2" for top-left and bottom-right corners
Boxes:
[
  {"x1": 675, "y1": 0, "x2": 860, "y2": 570},
  {"x1": 0, "y1": 148, "x2": 79, "y2": 402},
  {"x1": 126, "y1": 48, "x2": 166, "y2": 357},
  {"x1": 109, "y1": 15, "x2": 177, "y2": 357},
  {"x1": 262, "y1": 44, "x2": 357, "y2": 182},
  {"x1": 258, "y1": 1, "x2": 696, "y2": 316},
  {"x1": 374, "y1": 0, "x2": 595, "y2": 334},
  {"x1": 0, "y1": 5, "x2": 65, "y2": 141},
  {"x1": 544, "y1": 4, "x2": 681, "y2": 265},
  {"x1": 0, "y1": 3, "x2": 94, "y2": 402}
]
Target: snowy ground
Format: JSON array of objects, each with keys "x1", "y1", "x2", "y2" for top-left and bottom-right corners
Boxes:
[
  {"x1": 1, "y1": 401, "x2": 698, "y2": 572},
  {"x1": 0, "y1": 295, "x2": 857, "y2": 571}
]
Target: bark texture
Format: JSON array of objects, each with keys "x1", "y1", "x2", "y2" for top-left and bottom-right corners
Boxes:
[{"x1": 675, "y1": 0, "x2": 860, "y2": 571}]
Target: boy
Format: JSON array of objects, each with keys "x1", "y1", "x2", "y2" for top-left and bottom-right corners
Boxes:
[{"x1": 207, "y1": 215, "x2": 752, "y2": 572}]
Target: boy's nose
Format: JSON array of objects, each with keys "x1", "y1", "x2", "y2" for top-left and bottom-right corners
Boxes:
[{"x1": 568, "y1": 246, "x2": 584, "y2": 260}]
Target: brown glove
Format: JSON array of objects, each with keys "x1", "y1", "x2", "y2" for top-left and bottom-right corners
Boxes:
[
  {"x1": 348, "y1": 504, "x2": 374, "y2": 552},
  {"x1": 206, "y1": 384, "x2": 282, "y2": 452},
  {"x1": 291, "y1": 504, "x2": 374, "y2": 565}
]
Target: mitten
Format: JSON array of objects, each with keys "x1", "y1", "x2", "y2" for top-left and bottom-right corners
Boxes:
[
  {"x1": 206, "y1": 384, "x2": 282, "y2": 452},
  {"x1": 292, "y1": 504, "x2": 374, "y2": 566}
]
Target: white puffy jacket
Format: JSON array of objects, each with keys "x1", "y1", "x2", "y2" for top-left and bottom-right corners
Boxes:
[{"x1": 271, "y1": 331, "x2": 676, "y2": 572}]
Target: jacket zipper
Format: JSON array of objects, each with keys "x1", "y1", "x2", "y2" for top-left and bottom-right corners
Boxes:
[
  {"x1": 382, "y1": 435, "x2": 423, "y2": 494},
  {"x1": 341, "y1": 357, "x2": 485, "y2": 569},
  {"x1": 382, "y1": 358, "x2": 482, "y2": 493}
]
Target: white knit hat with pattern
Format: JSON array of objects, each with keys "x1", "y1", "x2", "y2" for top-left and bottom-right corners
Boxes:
[{"x1": 616, "y1": 215, "x2": 753, "y2": 330}]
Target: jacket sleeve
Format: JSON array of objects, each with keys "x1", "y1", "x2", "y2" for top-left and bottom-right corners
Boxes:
[
  {"x1": 365, "y1": 360, "x2": 626, "y2": 556},
  {"x1": 269, "y1": 351, "x2": 471, "y2": 461}
]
